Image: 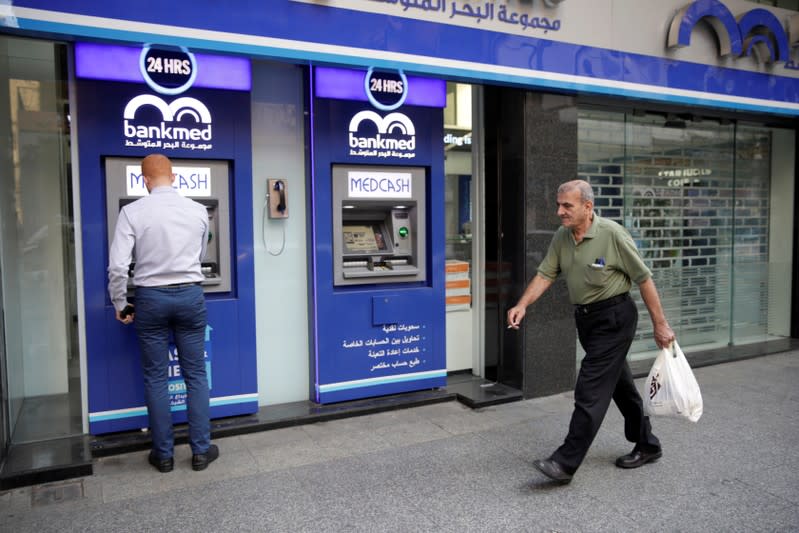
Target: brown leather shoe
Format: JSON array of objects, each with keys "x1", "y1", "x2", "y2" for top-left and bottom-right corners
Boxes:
[
  {"x1": 615, "y1": 447, "x2": 662, "y2": 469},
  {"x1": 532, "y1": 458, "x2": 573, "y2": 484}
]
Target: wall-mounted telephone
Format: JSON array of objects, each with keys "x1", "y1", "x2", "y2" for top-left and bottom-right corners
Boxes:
[
  {"x1": 267, "y1": 178, "x2": 289, "y2": 219},
  {"x1": 263, "y1": 178, "x2": 288, "y2": 256}
]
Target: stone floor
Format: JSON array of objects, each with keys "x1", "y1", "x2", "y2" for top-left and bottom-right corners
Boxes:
[{"x1": 2, "y1": 351, "x2": 798, "y2": 532}]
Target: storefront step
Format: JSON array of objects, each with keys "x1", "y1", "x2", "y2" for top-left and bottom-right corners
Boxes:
[
  {"x1": 446, "y1": 374, "x2": 525, "y2": 408},
  {"x1": 90, "y1": 388, "x2": 457, "y2": 458},
  {"x1": 0, "y1": 378, "x2": 524, "y2": 490},
  {"x1": 90, "y1": 376, "x2": 524, "y2": 459},
  {"x1": 0, "y1": 436, "x2": 93, "y2": 491}
]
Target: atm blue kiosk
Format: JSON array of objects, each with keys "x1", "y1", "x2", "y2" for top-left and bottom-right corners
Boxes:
[
  {"x1": 76, "y1": 43, "x2": 258, "y2": 434},
  {"x1": 79, "y1": 45, "x2": 448, "y2": 433},
  {"x1": 310, "y1": 67, "x2": 448, "y2": 403}
]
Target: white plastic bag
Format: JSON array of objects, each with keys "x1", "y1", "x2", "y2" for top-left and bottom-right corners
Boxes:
[{"x1": 644, "y1": 340, "x2": 703, "y2": 422}]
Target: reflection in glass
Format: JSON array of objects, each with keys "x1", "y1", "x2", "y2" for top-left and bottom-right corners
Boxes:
[
  {"x1": 444, "y1": 82, "x2": 475, "y2": 372},
  {"x1": 0, "y1": 37, "x2": 80, "y2": 444},
  {"x1": 577, "y1": 109, "x2": 793, "y2": 361}
]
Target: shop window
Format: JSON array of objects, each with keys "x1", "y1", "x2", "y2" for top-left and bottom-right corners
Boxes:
[{"x1": 577, "y1": 110, "x2": 794, "y2": 360}]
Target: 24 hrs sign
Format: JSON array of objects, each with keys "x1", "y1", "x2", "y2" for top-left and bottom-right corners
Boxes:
[
  {"x1": 139, "y1": 45, "x2": 198, "y2": 95},
  {"x1": 365, "y1": 67, "x2": 408, "y2": 111}
]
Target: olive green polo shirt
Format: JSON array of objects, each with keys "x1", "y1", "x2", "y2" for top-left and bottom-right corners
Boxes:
[{"x1": 537, "y1": 213, "x2": 651, "y2": 305}]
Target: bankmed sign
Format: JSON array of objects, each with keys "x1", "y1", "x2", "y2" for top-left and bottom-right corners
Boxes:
[
  {"x1": 74, "y1": 42, "x2": 254, "y2": 152},
  {"x1": 315, "y1": 66, "x2": 445, "y2": 159},
  {"x1": 123, "y1": 94, "x2": 214, "y2": 151},
  {"x1": 348, "y1": 110, "x2": 416, "y2": 159},
  {"x1": 668, "y1": 0, "x2": 797, "y2": 67},
  {"x1": 314, "y1": 66, "x2": 444, "y2": 160}
]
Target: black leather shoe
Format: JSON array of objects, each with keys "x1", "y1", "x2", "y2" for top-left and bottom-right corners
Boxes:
[
  {"x1": 192, "y1": 444, "x2": 219, "y2": 471},
  {"x1": 532, "y1": 459, "x2": 573, "y2": 484},
  {"x1": 615, "y1": 447, "x2": 662, "y2": 469},
  {"x1": 148, "y1": 453, "x2": 174, "y2": 473}
]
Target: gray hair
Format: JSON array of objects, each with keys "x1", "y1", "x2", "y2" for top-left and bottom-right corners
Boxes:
[{"x1": 558, "y1": 180, "x2": 594, "y2": 203}]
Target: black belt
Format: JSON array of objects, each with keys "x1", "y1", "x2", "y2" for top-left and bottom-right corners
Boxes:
[{"x1": 574, "y1": 292, "x2": 630, "y2": 315}]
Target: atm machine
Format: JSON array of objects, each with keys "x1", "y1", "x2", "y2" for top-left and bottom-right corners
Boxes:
[
  {"x1": 333, "y1": 165, "x2": 425, "y2": 285},
  {"x1": 75, "y1": 42, "x2": 257, "y2": 435},
  {"x1": 310, "y1": 66, "x2": 447, "y2": 404}
]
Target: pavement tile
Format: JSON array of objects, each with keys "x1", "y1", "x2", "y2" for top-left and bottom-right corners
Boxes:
[
  {"x1": 209, "y1": 434, "x2": 247, "y2": 452},
  {"x1": 374, "y1": 419, "x2": 453, "y2": 447},
  {"x1": 3, "y1": 351, "x2": 798, "y2": 532},
  {"x1": 618, "y1": 477, "x2": 798, "y2": 532},
  {"x1": 247, "y1": 437, "x2": 340, "y2": 472},
  {"x1": 237, "y1": 425, "x2": 313, "y2": 450},
  {"x1": 0, "y1": 488, "x2": 11, "y2": 509}
]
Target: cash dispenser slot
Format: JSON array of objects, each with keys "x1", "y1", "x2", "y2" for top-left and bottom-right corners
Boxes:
[
  {"x1": 332, "y1": 164, "x2": 427, "y2": 286},
  {"x1": 341, "y1": 210, "x2": 419, "y2": 279}
]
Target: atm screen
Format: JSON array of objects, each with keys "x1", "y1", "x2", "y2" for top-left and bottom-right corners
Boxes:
[{"x1": 342, "y1": 223, "x2": 389, "y2": 255}]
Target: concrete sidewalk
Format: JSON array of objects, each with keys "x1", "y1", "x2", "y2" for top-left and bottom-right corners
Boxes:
[{"x1": 2, "y1": 351, "x2": 798, "y2": 532}]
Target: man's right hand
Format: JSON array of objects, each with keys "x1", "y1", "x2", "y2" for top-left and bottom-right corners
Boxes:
[
  {"x1": 506, "y1": 305, "x2": 526, "y2": 330},
  {"x1": 505, "y1": 275, "x2": 552, "y2": 330},
  {"x1": 116, "y1": 304, "x2": 134, "y2": 325}
]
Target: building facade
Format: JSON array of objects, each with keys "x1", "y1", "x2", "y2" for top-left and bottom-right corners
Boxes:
[{"x1": 0, "y1": 0, "x2": 796, "y2": 483}]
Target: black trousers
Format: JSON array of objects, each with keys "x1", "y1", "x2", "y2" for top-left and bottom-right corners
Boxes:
[{"x1": 551, "y1": 295, "x2": 660, "y2": 474}]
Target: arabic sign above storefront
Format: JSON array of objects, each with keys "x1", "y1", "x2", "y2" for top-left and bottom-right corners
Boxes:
[
  {"x1": 292, "y1": 0, "x2": 566, "y2": 35},
  {"x1": 3, "y1": 0, "x2": 799, "y2": 115},
  {"x1": 290, "y1": 0, "x2": 799, "y2": 74}
]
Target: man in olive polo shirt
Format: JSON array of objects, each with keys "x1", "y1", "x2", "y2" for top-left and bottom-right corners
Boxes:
[{"x1": 507, "y1": 179, "x2": 675, "y2": 485}]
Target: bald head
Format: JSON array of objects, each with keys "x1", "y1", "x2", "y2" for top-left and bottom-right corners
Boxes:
[
  {"x1": 141, "y1": 153, "x2": 174, "y2": 191},
  {"x1": 557, "y1": 180, "x2": 594, "y2": 204}
]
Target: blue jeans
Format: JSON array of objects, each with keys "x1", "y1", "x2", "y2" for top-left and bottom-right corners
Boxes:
[{"x1": 134, "y1": 284, "x2": 209, "y2": 458}]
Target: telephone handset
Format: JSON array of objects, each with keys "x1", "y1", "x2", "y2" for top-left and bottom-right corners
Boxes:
[
  {"x1": 267, "y1": 178, "x2": 289, "y2": 219},
  {"x1": 275, "y1": 181, "x2": 286, "y2": 213}
]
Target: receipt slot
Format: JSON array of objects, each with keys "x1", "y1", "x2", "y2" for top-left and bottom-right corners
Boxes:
[
  {"x1": 333, "y1": 165, "x2": 426, "y2": 285},
  {"x1": 104, "y1": 156, "x2": 232, "y2": 293}
]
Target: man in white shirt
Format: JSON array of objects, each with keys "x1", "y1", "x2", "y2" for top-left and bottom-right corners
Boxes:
[{"x1": 108, "y1": 153, "x2": 218, "y2": 473}]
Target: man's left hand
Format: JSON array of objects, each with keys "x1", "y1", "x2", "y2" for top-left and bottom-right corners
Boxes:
[{"x1": 653, "y1": 321, "x2": 675, "y2": 349}]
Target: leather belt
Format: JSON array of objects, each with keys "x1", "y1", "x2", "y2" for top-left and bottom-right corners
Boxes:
[{"x1": 574, "y1": 292, "x2": 630, "y2": 315}]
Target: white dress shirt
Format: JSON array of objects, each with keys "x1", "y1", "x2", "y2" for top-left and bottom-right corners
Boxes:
[{"x1": 108, "y1": 185, "x2": 209, "y2": 311}]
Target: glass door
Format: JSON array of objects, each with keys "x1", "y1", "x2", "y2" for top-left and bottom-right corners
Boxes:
[
  {"x1": 0, "y1": 260, "x2": 7, "y2": 459},
  {"x1": 443, "y1": 82, "x2": 477, "y2": 373},
  {"x1": 0, "y1": 36, "x2": 81, "y2": 444}
]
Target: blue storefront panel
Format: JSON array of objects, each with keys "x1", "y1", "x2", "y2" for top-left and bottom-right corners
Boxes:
[{"x1": 2, "y1": 1, "x2": 798, "y2": 115}]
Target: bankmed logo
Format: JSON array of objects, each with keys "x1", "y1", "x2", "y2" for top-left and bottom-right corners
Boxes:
[
  {"x1": 123, "y1": 94, "x2": 213, "y2": 151},
  {"x1": 348, "y1": 110, "x2": 416, "y2": 159},
  {"x1": 667, "y1": 0, "x2": 795, "y2": 66}
]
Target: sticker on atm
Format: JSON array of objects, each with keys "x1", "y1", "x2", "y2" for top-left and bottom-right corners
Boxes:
[
  {"x1": 347, "y1": 171, "x2": 412, "y2": 199},
  {"x1": 126, "y1": 165, "x2": 212, "y2": 197}
]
